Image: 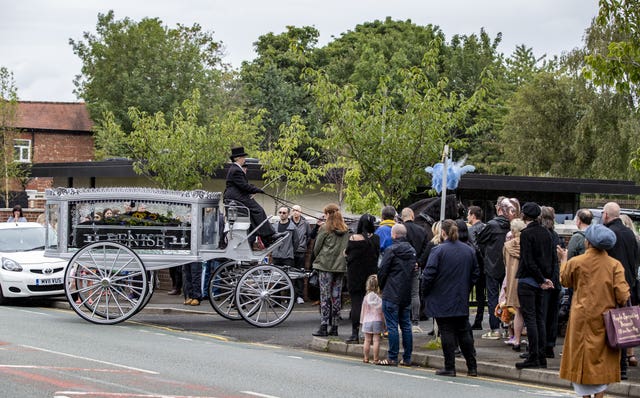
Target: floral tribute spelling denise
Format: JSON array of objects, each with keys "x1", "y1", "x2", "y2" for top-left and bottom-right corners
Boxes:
[{"x1": 87, "y1": 211, "x2": 185, "y2": 227}]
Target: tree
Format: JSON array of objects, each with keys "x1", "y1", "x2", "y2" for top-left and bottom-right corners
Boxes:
[
  {"x1": 0, "y1": 67, "x2": 30, "y2": 206},
  {"x1": 585, "y1": 0, "x2": 640, "y2": 100},
  {"x1": 95, "y1": 91, "x2": 263, "y2": 190},
  {"x1": 441, "y1": 29, "x2": 511, "y2": 173},
  {"x1": 258, "y1": 116, "x2": 324, "y2": 207},
  {"x1": 71, "y1": 11, "x2": 227, "y2": 138},
  {"x1": 239, "y1": 26, "x2": 321, "y2": 148},
  {"x1": 500, "y1": 72, "x2": 581, "y2": 176},
  {"x1": 316, "y1": 18, "x2": 446, "y2": 94},
  {"x1": 309, "y1": 50, "x2": 485, "y2": 210}
]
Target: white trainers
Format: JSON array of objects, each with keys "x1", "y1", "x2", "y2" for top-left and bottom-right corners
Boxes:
[
  {"x1": 481, "y1": 330, "x2": 501, "y2": 340},
  {"x1": 296, "y1": 297, "x2": 304, "y2": 304},
  {"x1": 412, "y1": 325, "x2": 423, "y2": 333}
]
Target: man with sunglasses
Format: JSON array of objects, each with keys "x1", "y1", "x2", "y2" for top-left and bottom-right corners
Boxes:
[{"x1": 270, "y1": 206, "x2": 301, "y2": 298}]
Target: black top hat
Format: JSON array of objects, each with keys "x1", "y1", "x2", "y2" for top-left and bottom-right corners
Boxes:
[{"x1": 230, "y1": 146, "x2": 248, "y2": 160}]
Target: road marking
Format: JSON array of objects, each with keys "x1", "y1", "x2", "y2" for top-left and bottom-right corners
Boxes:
[
  {"x1": 55, "y1": 394, "x2": 216, "y2": 397},
  {"x1": 0, "y1": 365, "x2": 145, "y2": 373},
  {"x1": 518, "y1": 389, "x2": 574, "y2": 397},
  {"x1": 16, "y1": 308, "x2": 52, "y2": 316},
  {"x1": 241, "y1": 391, "x2": 281, "y2": 398},
  {"x1": 177, "y1": 337, "x2": 192, "y2": 341},
  {"x1": 286, "y1": 355, "x2": 302, "y2": 359},
  {"x1": 128, "y1": 320, "x2": 230, "y2": 342},
  {"x1": 21, "y1": 345, "x2": 158, "y2": 374}
]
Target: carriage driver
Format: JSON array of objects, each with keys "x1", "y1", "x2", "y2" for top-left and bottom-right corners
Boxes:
[{"x1": 224, "y1": 146, "x2": 286, "y2": 247}]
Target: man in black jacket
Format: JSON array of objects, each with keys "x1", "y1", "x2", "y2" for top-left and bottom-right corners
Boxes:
[
  {"x1": 476, "y1": 197, "x2": 518, "y2": 339},
  {"x1": 400, "y1": 207, "x2": 430, "y2": 332},
  {"x1": 378, "y1": 224, "x2": 416, "y2": 366},
  {"x1": 515, "y1": 202, "x2": 555, "y2": 369},
  {"x1": 223, "y1": 146, "x2": 282, "y2": 246},
  {"x1": 603, "y1": 201, "x2": 639, "y2": 380}
]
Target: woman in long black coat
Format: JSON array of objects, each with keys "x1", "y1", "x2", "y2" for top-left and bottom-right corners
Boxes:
[{"x1": 345, "y1": 214, "x2": 380, "y2": 343}]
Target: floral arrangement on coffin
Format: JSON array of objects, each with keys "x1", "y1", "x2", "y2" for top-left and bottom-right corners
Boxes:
[{"x1": 100, "y1": 211, "x2": 185, "y2": 227}]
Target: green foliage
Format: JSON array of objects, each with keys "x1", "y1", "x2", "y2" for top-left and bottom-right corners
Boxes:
[
  {"x1": 585, "y1": 0, "x2": 640, "y2": 99},
  {"x1": 71, "y1": 10, "x2": 227, "y2": 137},
  {"x1": 501, "y1": 68, "x2": 640, "y2": 181},
  {"x1": 0, "y1": 67, "x2": 31, "y2": 204},
  {"x1": 239, "y1": 26, "x2": 321, "y2": 148},
  {"x1": 316, "y1": 18, "x2": 446, "y2": 93},
  {"x1": 258, "y1": 115, "x2": 324, "y2": 198},
  {"x1": 309, "y1": 49, "x2": 485, "y2": 209},
  {"x1": 441, "y1": 30, "x2": 512, "y2": 173},
  {"x1": 98, "y1": 90, "x2": 262, "y2": 190},
  {"x1": 500, "y1": 72, "x2": 581, "y2": 176}
]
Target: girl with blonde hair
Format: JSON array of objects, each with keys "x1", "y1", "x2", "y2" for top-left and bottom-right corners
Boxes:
[{"x1": 360, "y1": 274, "x2": 386, "y2": 364}]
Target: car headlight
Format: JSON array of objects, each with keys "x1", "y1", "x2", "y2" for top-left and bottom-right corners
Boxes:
[{"x1": 1, "y1": 258, "x2": 22, "y2": 272}]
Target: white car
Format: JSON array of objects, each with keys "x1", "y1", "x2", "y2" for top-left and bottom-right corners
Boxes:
[{"x1": 0, "y1": 222, "x2": 67, "y2": 304}]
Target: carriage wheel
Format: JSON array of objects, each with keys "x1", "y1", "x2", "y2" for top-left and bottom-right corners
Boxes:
[
  {"x1": 134, "y1": 271, "x2": 155, "y2": 315},
  {"x1": 235, "y1": 264, "x2": 294, "y2": 328},
  {"x1": 64, "y1": 242, "x2": 147, "y2": 325},
  {"x1": 208, "y1": 260, "x2": 244, "y2": 320}
]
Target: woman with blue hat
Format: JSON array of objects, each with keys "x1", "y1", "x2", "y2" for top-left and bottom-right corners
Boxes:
[{"x1": 558, "y1": 224, "x2": 630, "y2": 398}]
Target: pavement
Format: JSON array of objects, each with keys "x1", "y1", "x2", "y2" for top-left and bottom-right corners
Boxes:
[{"x1": 53, "y1": 290, "x2": 640, "y2": 397}]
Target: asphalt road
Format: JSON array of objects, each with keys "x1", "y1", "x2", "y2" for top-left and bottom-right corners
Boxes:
[{"x1": 0, "y1": 302, "x2": 577, "y2": 398}]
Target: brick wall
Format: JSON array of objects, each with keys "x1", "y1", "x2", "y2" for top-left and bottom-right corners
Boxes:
[
  {"x1": 0, "y1": 208, "x2": 44, "y2": 222},
  {"x1": 25, "y1": 132, "x2": 95, "y2": 163},
  {"x1": 15, "y1": 130, "x2": 95, "y2": 192}
]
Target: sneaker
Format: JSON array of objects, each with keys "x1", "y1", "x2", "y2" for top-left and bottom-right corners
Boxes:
[
  {"x1": 296, "y1": 297, "x2": 305, "y2": 304},
  {"x1": 481, "y1": 330, "x2": 501, "y2": 340},
  {"x1": 412, "y1": 325, "x2": 423, "y2": 333},
  {"x1": 504, "y1": 337, "x2": 517, "y2": 345}
]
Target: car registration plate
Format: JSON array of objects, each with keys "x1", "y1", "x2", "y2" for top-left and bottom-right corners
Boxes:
[{"x1": 36, "y1": 278, "x2": 63, "y2": 285}]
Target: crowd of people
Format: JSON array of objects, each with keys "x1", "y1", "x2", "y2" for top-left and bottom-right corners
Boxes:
[
  {"x1": 171, "y1": 147, "x2": 640, "y2": 397},
  {"x1": 303, "y1": 197, "x2": 638, "y2": 397}
]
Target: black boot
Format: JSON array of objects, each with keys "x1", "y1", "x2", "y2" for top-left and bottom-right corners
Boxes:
[
  {"x1": 329, "y1": 325, "x2": 339, "y2": 336},
  {"x1": 346, "y1": 325, "x2": 359, "y2": 343},
  {"x1": 312, "y1": 324, "x2": 328, "y2": 337}
]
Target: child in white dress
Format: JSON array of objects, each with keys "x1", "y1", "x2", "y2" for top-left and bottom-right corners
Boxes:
[{"x1": 360, "y1": 274, "x2": 386, "y2": 364}]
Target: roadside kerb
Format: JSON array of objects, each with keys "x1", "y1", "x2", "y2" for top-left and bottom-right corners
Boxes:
[{"x1": 310, "y1": 337, "x2": 640, "y2": 398}]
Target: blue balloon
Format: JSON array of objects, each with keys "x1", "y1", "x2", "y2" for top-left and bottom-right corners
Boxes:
[{"x1": 425, "y1": 156, "x2": 475, "y2": 193}]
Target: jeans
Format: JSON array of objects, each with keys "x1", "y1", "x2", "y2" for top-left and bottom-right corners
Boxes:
[
  {"x1": 436, "y1": 316, "x2": 477, "y2": 371},
  {"x1": 411, "y1": 269, "x2": 420, "y2": 324},
  {"x1": 518, "y1": 282, "x2": 546, "y2": 362},
  {"x1": 382, "y1": 300, "x2": 413, "y2": 363},
  {"x1": 486, "y1": 274, "x2": 502, "y2": 330}
]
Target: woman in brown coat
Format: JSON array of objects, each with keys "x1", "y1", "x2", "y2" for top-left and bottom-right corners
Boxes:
[
  {"x1": 558, "y1": 224, "x2": 630, "y2": 398},
  {"x1": 502, "y1": 218, "x2": 525, "y2": 350}
]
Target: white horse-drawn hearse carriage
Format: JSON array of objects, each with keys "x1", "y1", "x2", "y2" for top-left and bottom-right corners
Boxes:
[{"x1": 44, "y1": 187, "x2": 303, "y2": 327}]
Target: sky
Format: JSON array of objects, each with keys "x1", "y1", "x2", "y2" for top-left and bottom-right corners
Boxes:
[{"x1": 1, "y1": 0, "x2": 600, "y2": 102}]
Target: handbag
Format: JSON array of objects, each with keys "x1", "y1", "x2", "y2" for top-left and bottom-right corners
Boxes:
[
  {"x1": 603, "y1": 304, "x2": 640, "y2": 349},
  {"x1": 308, "y1": 270, "x2": 319, "y2": 288}
]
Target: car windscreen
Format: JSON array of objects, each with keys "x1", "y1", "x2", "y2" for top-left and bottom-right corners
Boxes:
[{"x1": 0, "y1": 227, "x2": 46, "y2": 252}]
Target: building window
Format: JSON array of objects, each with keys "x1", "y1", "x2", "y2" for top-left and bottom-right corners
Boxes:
[{"x1": 14, "y1": 139, "x2": 31, "y2": 163}]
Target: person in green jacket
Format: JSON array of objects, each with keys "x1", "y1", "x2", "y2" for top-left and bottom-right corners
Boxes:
[{"x1": 312, "y1": 203, "x2": 350, "y2": 337}]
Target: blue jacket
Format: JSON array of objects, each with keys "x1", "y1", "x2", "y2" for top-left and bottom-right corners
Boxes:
[
  {"x1": 378, "y1": 238, "x2": 416, "y2": 307},
  {"x1": 422, "y1": 239, "x2": 479, "y2": 318},
  {"x1": 375, "y1": 220, "x2": 395, "y2": 253}
]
